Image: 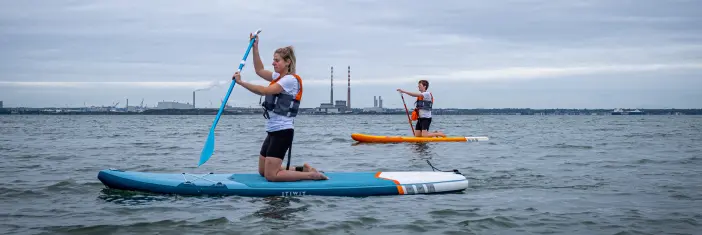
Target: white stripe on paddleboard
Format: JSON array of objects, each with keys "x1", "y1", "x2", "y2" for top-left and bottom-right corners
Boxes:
[
  {"x1": 379, "y1": 172, "x2": 466, "y2": 184},
  {"x1": 465, "y1": 136, "x2": 489, "y2": 142},
  {"x1": 433, "y1": 180, "x2": 470, "y2": 192}
]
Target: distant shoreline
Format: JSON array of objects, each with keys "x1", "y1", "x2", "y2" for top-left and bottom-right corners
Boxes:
[{"x1": 1, "y1": 108, "x2": 700, "y2": 115}]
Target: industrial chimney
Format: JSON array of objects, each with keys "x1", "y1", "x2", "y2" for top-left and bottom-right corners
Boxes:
[
  {"x1": 347, "y1": 66, "x2": 351, "y2": 109},
  {"x1": 192, "y1": 91, "x2": 196, "y2": 109},
  {"x1": 330, "y1": 66, "x2": 334, "y2": 104},
  {"x1": 379, "y1": 96, "x2": 383, "y2": 108},
  {"x1": 374, "y1": 96, "x2": 377, "y2": 108}
]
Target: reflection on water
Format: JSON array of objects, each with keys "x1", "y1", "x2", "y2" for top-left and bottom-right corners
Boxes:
[
  {"x1": 410, "y1": 143, "x2": 432, "y2": 157},
  {"x1": 253, "y1": 197, "x2": 307, "y2": 221},
  {"x1": 98, "y1": 188, "x2": 176, "y2": 205}
]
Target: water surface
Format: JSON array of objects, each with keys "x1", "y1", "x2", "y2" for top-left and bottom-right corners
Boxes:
[{"x1": 1, "y1": 115, "x2": 700, "y2": 234}]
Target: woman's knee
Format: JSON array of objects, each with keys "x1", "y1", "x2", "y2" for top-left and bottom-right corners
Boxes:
[
  {"x1": 264, "y1": 170, "x2": 279, "y2": 181},
  {"x1": 258, "y1": 156, "x2": 266, "y2": 176},
  {"x1": 262, "y1": 156, "x2": 283, "y2": 181}
]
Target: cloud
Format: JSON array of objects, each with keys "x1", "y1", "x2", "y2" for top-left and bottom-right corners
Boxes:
[
  {"x1": 4, "y1": 62, "x2": 699, "y2": 89},
  {"x1": 327, "y1": 62, "x2": 702, "y2": 85},
  {"x1": 1, "y1": 0, "x2": 701, "y2": 108},
  {"x1": 442, "y1": 63, "x2": 702, "y2": 82}
]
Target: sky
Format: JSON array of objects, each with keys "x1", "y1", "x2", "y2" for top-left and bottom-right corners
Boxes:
[{"x1": 1, "y1": 0, "x2": 701, "y2": 109}]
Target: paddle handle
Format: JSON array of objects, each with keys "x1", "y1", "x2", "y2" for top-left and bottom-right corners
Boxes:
[
  {"x1": 399, "y1": 91, "x2": 415, "y2": 136},
  {"x1": 237, "y1": 28, "x2": 262, "y2": 72}
]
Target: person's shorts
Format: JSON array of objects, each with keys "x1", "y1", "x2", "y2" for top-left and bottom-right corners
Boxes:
[
  {"x1": 415, "y1": 118, "x2": 432, "y2": 131},
  {"x1": 259, "y1": 128, "x2": 294, "y2": 160}
]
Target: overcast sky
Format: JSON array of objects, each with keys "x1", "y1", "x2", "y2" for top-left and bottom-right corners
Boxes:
[{"x1": 1, "y1": 0, "x2": 701, "y2": 109}]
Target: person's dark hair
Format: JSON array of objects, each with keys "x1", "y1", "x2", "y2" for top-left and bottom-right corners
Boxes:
[{"x1": 419, "y1": 80, "x2": 429, "y2": 89}]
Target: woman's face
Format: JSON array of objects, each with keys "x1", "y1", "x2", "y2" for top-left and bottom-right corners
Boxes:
[{"x1": 272, "y1": 53, "x2": 289, "y2": 74}]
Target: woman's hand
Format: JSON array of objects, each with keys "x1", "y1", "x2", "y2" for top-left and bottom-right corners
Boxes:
[
  {"x1": 233, "y1": 71, "x2": 242, "y2": 84},
  {"x1": 396, "y1": 88, "x2": 404, "y2": 93},
  {"x1": 249, "y1": 33, "x2": 258, "y2": 48}
]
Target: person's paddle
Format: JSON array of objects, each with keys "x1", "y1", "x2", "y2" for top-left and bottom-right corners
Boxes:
[
  {"x1": 198, "y1": 28, "x2": 262, "y2": 167},
  {"x1": 399, "y1": 91, "x2": 415, "y2": 136}
]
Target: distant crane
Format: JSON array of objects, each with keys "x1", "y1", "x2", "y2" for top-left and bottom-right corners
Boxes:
[{"x1": 110, "y1": 102, "x2": 120, "y2": 112}]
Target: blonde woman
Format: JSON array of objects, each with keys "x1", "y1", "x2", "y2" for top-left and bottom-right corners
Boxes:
[{"x1": 233, "y1": 33, "x2": 328, "y2": 182}]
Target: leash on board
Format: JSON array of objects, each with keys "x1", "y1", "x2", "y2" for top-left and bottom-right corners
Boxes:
[{"x1": 426, "y1": 160, "x2": 463, "y2": 175}]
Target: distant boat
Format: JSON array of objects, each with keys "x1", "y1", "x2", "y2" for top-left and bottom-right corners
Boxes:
[
  {"x1": 611, "y1": 108, "x2": 624, "y2": 115},
  {"x1": 611, "y1": 108, "x2": 644, "y2": 115},
  {"x1": 628, "y1": 109, "x2": 644, "y2": 115}
]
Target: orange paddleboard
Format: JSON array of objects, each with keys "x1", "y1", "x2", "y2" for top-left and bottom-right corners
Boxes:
[{"x1": 351, "y1": 133, "x2": 489, "y2": 143}]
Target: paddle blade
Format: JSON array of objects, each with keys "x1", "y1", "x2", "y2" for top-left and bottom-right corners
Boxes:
[{"x1": 198, "y1": 130, "x2": 216, "y2": 166}]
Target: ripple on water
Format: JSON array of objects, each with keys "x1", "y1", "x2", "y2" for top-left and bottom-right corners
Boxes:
[{"x1": 1, "y1": 115, "x2": 701, "y2": 234}]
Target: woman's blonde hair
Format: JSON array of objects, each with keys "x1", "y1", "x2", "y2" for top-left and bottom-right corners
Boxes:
[{"x1": 274, "y1": 46, "x2": 296, "y2": 74}]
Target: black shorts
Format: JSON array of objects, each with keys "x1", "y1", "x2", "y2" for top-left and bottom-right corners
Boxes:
[
  {"x1": 415, "y1": 118, "x2": 432, "y2": 131},
  {"x1": 259, "y1": 128, "x2": 294, "y2": 160}
]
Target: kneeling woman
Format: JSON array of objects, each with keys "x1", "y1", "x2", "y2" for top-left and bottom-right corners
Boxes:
[{"x1": 233, "y1": 34, "x2": 327, "y2": 182}]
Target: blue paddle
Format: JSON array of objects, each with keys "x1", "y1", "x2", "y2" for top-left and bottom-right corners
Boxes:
[{"x1": 198, "y1": 28, "x2": 262, "y2": 167}]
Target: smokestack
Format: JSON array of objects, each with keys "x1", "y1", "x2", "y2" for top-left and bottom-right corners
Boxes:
[
  {"x1": 379, "y1": 96, "x2": 383, "y2": 108},
  {"x1": 374, "y1": 96, "x2": 377, "y2": 108},
  {"x1": 126, "y1": 99, "x2": 128, "y2": 111},
  {"x1": 330, "y1": 66, "x2": 334, "y2": 104},
  {"x1": 193, "y1": 91, "x2": 196, "y2": 109},
  {"x1": 347, "y1": 66, "x2": 351, "y2": 109}
]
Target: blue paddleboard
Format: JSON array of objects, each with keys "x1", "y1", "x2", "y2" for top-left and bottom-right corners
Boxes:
[{"x1": 97, "y1": 169, "x2": 469, "y2": 197}]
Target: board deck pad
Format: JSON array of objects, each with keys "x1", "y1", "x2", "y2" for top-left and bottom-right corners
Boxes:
[{"x1": 98, "y1": 169, "x2": 469, "y2": 197}]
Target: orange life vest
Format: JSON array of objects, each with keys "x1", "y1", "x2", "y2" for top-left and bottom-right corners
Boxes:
[
  {"x1": 269, "y1": 74, "x2": 303, "y2": 100},
  {"x1": 411, "y1": 92, "x2": 433, "y2": 121},
  {"x1": 262, "y1": 74, "x2": 303, "y2": 117}
]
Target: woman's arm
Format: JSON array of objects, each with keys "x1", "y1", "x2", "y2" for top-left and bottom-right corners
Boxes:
[
  {"x1": 234, "y1": 72, "x2": 283, "y2": 96},
  {"x1": 250, "y1": 34, "x2": 274, "y2": 81}
]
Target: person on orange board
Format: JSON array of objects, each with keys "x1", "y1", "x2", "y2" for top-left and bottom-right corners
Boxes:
[
  {"x1": 397, "y1": 80, "x2": 447, "y2": 137},
  {"x1": 233, "y1": 33, "x2": 327, "y2": 182}
]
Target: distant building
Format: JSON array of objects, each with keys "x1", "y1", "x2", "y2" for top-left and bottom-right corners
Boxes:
[
  {"x1": 156, "y1": 101, "x2": 193, "y2": 109},
  {"x1": 362, "y1": 107, "x2": 385, "y2": 113},
  {"x1": 315, "y1": 65, "x2": 353, "y2": 114},
  {"x1": 316, "y1": 102, "x2": 340, "y2": 113},
  {"x1": 363, "y1": 95, "x2": 386, "y2": 113},
  {"x1": 372, "y1": 96, "x2": 383, "y2": 108},
  {"x1": 334, "y1": 100, "x2": 350, "y2": 112}
]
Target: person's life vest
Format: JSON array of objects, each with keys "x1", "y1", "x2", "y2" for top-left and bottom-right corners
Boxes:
[
  {"x1": 411, "y1": 92, "x2": 433, "y2": 120},
  {"x1": 415, "y1": 92, "x2": 433, "y2": 110},
  {"x1": 261, "y1": 74, "x2": 303, "y2": 118}
]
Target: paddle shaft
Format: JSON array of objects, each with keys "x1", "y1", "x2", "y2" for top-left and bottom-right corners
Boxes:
[
  {"x1": 399, "y1": 92, "x2": 415, "y2": 136},
  {"x1": 199, "y1": 29, "x2": 262, "y2": 166},
  {"x1": 210, "y1": 29, "x2": 262, "y2": 129}
]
